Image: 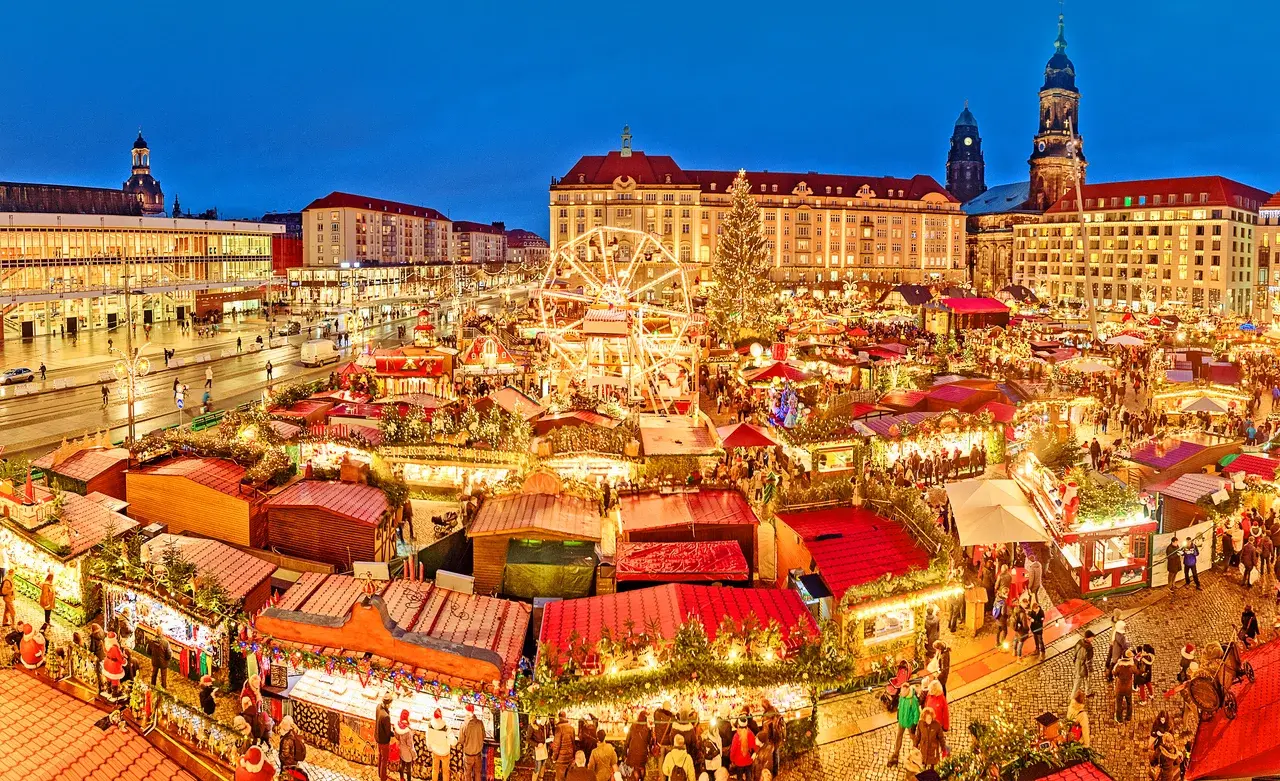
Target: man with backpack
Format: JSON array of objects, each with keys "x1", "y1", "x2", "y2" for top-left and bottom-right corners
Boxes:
[
  {"x1": 660, "y1": 734, "x2": 696, "y2": 781},
  {"x1": 278, "y1": 716, "x2": 307, "y2": 775}
]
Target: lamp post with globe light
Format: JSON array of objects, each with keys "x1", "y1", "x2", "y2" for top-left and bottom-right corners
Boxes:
[{"x1": 110, "y1": 343, "x2": 151, "y2": 444}]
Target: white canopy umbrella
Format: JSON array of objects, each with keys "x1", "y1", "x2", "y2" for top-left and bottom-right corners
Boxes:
[
  {"x1": 1182, "y1": 396, "x2": 1230, "y2": 414},
  {"x1": 944, "y1": 478, "x2": 1027, "y2": 511},
  {"x1": 1106, "y1": 334, "x2": 1145, "y2": 347},
  {"x1": 951, "y1": 503, "x2": 1051, "y2": 547}
]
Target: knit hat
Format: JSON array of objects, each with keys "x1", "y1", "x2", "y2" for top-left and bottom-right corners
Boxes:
[
  {"x1": 1182, "y1": 644, "x2": 1196, "y2": 660},
  {"x1": 399, "y1": 709, "x2": 410, "y2": 727}
]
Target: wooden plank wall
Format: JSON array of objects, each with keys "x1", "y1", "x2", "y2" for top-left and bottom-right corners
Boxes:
[
  {"x1": 472, "y1": 537, "x2": 508, "y2": 596},
  {"x1": 125, "y1": 473, "x2": 252, "y2": 547},
  {"x1": 267, "y1": 507, "x2": 375, "y2": 573}
]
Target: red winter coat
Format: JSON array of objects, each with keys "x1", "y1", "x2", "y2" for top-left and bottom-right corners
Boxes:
[
  {"x1": 924, "y1": 693, "x2": 951, "y2": 732},
  {"x1": 729, "y1": 727, "x2": 757, "y2": 768}
]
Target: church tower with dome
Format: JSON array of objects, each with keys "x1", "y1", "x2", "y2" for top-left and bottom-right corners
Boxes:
[
  {"x1": 123, "y1": 131, "x2": 165, "y2": 216},
  {"x1": 1027, "y1": 13, "x2": 1085, "y2": 212},
  {"x1": 945, "y1": 102, "x2": 986, "y2": 204}
]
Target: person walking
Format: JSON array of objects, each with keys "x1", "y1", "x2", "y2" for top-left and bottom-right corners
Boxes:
[
  {"x1": 101, "y1": 383, "x2": 110, "y2": 408},
  {"x1": 1135, "y1": 644, "x2": 1156, "y2": 705},
  {"x1": 1113, "y1": 648, "x2": 1136, "y2": 723},
  {"x1": 924, "y1": 605, "x2": 940, "y2": 649},
  {"x1": 1166, "y1": 537, "x2": 1182, "y2": 586},
  {"x1": 1072, "y1": 630, "x2": 1096, "y2": 700},
  {"x1": 912, "y1": 707, "x2": 948, "y2": 770},
  {"x1": 39, "y1": 363, "x2": 46, "y2": 381},
  {"x1": 237, "y1": 336, "x2": 243, "y2": 353},
  {"x1": 1242, "y1": 604, "x2": 1261, "y2": 647},
  {"x1": 1025, "y1": 552, "x2": 1044, "y2": 600},
  {"x1": 393, "y1": 710, "x2": 417, "y2": 781},
  {"x1": 934, "y1": 641, "x2": 952, "y2": 694},
  {"x1": 1029, "y1": 598, "x2": 1047, "y2": 657},
  {"x1": 459, "y1": 704, "x2": 486, "y2": 781},
  {"x1": 1012, "y1": 597, "x2": 1031, "y2": 659},
  {"x1": 376, "y1": 695, "x2": 394, "y2": 781},
  {"x1": 886, "y1": 682, "x2": 920, "y2": 767},
  {"x1": 147, "y1": 632, "x2": 171, "y2": 689},
  {"x1": 205, "y1": 366, "x2": 214, "y2": 389},
  {"x1": 550, "y1": 711, "x2": 576, "y2": 781},
  {"x1": 279, "y1": 715, "x2": 307, "y2": 774},
  {"x1": 624, "y1": 712, "x2": 652, "y2": 781},
  {"x1": 1242, "y1": 536, "x2": 1259, "y2": 588},
  {"x1": 923, "y1": 679, "x2": 950, "y2": 733},
  {"x1": 587, "y1": 728, "x2": 616, "y2": 781},
  {"x1": 1106, "y1": 621, "x2": 1130, "y2": 684},
  {"x1": 39, "y1": 572, "x2": 55, "y2": 625},
  {"x1": 198, "y1": 674, "x2": 217, "y2": 716},
  {"x1": 265, "y1": 361, "x2": 274, "y2": 383}
]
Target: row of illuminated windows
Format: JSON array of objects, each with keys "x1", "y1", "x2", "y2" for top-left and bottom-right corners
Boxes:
[{"x1": 0, "y1": 229, "x2": 270, "y2": 259}]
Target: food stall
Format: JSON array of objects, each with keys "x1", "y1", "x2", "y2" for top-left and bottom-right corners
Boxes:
[
  {"x1": 97, "y1": 534, "x2": 275, "y2": 685},
  {"x1": 245, "y1": 574, "x2": 528, "y2": 780},
  {"x1": 860, "y1": 410, "x2": 1004, "y2": 474},
  {"x1": 0, "y1": 482, "x2": 139, "y2": 625},
  {"x1": 1012, "y1": 452, "x2": 1156, "y2": 595}
]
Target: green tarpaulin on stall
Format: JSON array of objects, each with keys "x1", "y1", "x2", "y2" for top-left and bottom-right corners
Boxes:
[{"x1": 502, "y1": 539, "x2": 597, "y2": 599}]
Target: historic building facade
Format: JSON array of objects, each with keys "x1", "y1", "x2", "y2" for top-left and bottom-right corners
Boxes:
[
  {"x1": 1011, "y1": 176, "x2": 1268, "y2": 315},
  {"x1": 552, "y1": 129, "x2": 965, "y2": 294},
  {"x1": 1255, "y1": 191, "x2": 1280, "y2": 322},
  {"x1": 953, "y1": 14, "x2": 1085, "y2": 294}
]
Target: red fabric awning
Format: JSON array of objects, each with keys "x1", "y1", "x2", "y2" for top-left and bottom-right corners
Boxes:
[
  {"x1": 977, "y1": 400, "x2": 1017, "y2": 423},
  {"x1": 615, "y1": 541, "x2": 749, "y2": 582},
  {"x1": 940, "y1": 297, "x2": 1009, "y2": 314},
  {"x1": 743, "y1": 361, "x2": 809, "y2": 383},
  {"x1": 716, "y1": 422, "x2": 780, "y2": 449}
]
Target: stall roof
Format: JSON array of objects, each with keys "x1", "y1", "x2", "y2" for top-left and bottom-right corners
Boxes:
[
  {"x1": 135, "y1": 457, "x2": 248, "y2": 499},
  {"x1": 1124, "y1": 438, "x2": 1208, "y2": 470},
  {"x1": 878, "y1": 389, "x2": 928, "y2": 411},
  {"x1": 32, "y1": 447, "x2": 128, "y2": 482},
  {"x1": 57, "y1": 492, "x2": 140, "y2": 557},
  {"x1": 742, "y1": 361, "x2": 810, "y2": 383},
  {"x1": 468, "y1": 492, "x2": 601, "y2": 540},
  {"x1": 536, "y1": 410, "x2": 623, "y2": 432},
  {"x1": 0, "y1": 670, "x2": 196, "y2": 781},
  {"x1": 1150, "y1": 473, "x2": 1229, "y2": 504},
  {"x1": 266, "y1": 479, "x2": 389, "y2": 527},
  {"x1": 1207, "y1": 362, "x2": 1241, "y2": 386},
  {"x1": 776, "y1": 508, "x2": 930, "y2": 600},
  {"x1": 143, "y1": 534, "x2": 276, "y2": 606},
  {"x1": 927, "y1": 384, "x2": 982, "y2": 403},
  {"x1": 976, "y1": 400, "x2": 1018, "y2": 423},
  {"x1": 859, "y1": 411, "x2": 941, "y2": 438},
  {"x1": 1165, "y1": 369, "x2": 1195, "y2": 384},
  {"x1": 538, "y1": 584, "x2": 817, "y2": 660},
  {"x1": 1223, "y1": 453, "x2": 1280, "y2": 480},
  {"x1": 619, "y1": 489, "x2": 759, "y2": 533},
  {"x1": 937, "y1": 297, "x2": 1008, "y2": 314},
  {"x1": 638, "y1": 416, "x2": 718, "y2": 456},
  {"x1": 260, "y1": 573, "x2": 530, "y2": 686},
  {"x1": 615, "y1": 541, "x2": 749, "y2": 582},
  {"x1": 848, "y1": 403, "x2": 893, "y2": 420},
  {"x1": 478, "y1": 387, "x2": 545, "y2": 421},
  {"x1": 1187, "y1": 639, "x2": 1280, "y2": 780}
]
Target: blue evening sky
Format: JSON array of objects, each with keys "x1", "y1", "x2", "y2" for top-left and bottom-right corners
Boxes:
[{"x1": 2, "y1": 0, "x2": 1272, "y2": 234}]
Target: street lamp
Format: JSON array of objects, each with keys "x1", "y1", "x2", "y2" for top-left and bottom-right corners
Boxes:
[{"x1": 110, "y1": 342, "x2": 151, "y2": 444}]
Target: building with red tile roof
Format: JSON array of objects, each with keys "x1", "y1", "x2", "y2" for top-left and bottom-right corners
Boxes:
[
  {"x1": 0, "y1": 670, "x2": 196, "y2": 781},
  {"x1": 550, "y1": 128, "x2": 965, "y2": 287},
  {"x1": 537, "y1": 583, "x2": 817, "y2": 670},
  {"x1": 468, "y1": 491, "x2": 602, "y2": 594},
  {"x1": 1015, "y1": 175, "x2": 1271, "y2": 314},
  {"x1": 142, "y1": 533, "x2": 277, "y2": 613},
  {"x1": 265, "y1": 479, "x2": 399, "y2": 570},
  {"x1": 1222, "y1": 453, "x2": 1280, "y2": 480},
  {"x1": 774, "y1": 507, "x2": 930, "y2": 601},
  {"x1": 34, "y1": 444, "x2": 130, "y2": 501},
  {"x1": 301, "y1": 191, "x2": 452, "y2": 267}
]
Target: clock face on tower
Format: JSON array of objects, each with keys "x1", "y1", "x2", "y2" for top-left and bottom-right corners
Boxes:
[
  {"x1": 1037, "y1": 141, "x2": 1047, "y2": 152},
  {"x1": 964, "y1": 137, "x2": 972, "y2": 146}
]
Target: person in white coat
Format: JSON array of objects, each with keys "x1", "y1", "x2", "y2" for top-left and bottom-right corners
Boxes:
[{"x1": 427, "y1": 708, "x2": 456, "y2": 781}]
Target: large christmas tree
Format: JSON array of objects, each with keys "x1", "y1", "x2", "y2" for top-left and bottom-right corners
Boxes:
[{"x1": 707, "y1": 169, "x2": 779, "y2": 344}]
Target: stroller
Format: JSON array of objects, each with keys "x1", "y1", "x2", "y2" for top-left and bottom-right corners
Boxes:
[{"x1": 881, "y1": 659, "x2": 913, "y2": 712}]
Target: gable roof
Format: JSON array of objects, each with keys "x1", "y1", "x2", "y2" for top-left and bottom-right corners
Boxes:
[
  {"x1": 468, "y1": 492, "x2": 601, "y2": 540},
  {"x1": 136, "y1": 457, "x2": 249, "y2": 499},
  {"x1": 266, "y1": 479, "x2": 389, "y2": 527},
  {"x1": 55, "y1": 492, "x2": 140, "y2": 557},
  {"x1": 776, "y1": 507, "x2": 930, "y2": 600},
  {"x1": 559, "y1": 151, "x2": 694, "y2": 187},
  {"x1": 1151, "y1": 473, "x2": 1229, "y2": 504},
  {"x1": 963, "y1": 181, "x2": 1034, "y2": 216},
  {"x1": 1047, "y1": 176, "x2": 1271, "y2": 214},
  {"x1": 619, "y1": 489, "x2": 759, "y2": 533},
  {"x1": 1124, "y1": 438, "x2": 1207, "y2": 470},
  {"x1": 1222, "y1": 453, "x2": 1280, "y2": 480},
  {"x1": 937, "y1": 297, "x2": 1009, "y2": 314},
  {"x1": 688, "y1": 170, "x2": 956, "y2": 203},
  {"x1": 302, "y1": 191, "x2": 448, "y2": 222},
  {"x1": 32, "y1": 447, "x2": 129, "y2": 482},
  {"x1": 143, "y1": 534, "x2": 276, "y2": 608}
]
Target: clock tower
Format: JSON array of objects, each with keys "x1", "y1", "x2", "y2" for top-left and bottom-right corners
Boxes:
[
  {"x1": 946, "y1": 102, "x2": 986, "y2": 204},
  {"x1": 1028, "y1": 13, "x2": 1084, "y2": 212}
]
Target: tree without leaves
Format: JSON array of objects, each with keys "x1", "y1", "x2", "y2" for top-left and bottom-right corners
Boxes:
[{"x1": 707, "y1": 170, "x2": 779, "y2": 344}]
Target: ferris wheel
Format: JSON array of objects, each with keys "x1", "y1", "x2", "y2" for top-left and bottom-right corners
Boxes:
[{"x1": 536, "y1": 227, "x2": 696, "y2": 412}]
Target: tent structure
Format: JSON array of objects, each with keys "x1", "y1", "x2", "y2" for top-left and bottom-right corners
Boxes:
[
  {"x1": 1106, "y1": 334, "x2": 1145, "y2": 347},
  {"x1": 945, "y1": 478, "x2": 1049, "y2": 546},
  {"x1": 743, "y1": 361, "x2": 810, "y2": 384},
  {"x1": 1182, "y1": 396, "x2": 1230, "y2": 414},
  {"x1": 1064, "y1": 358, "x2": 1114, "y2": 374},
  {"x1": 716, "y1": 422, "x2": 781, "y2": 449}
]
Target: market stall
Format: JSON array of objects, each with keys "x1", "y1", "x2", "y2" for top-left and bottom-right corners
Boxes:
[
  {"x1": 246, "y1": 573, "x2": 528, "y2": 780},
  {"x1": 97, "y1": 534, "x2": 275, "y2": 686},
  {"x1": 1011, "y1": 453, "x2": 1156, "y2": 596},
  {"x1": 0, "y1": 482, "x2": 138, "y2": 625},
  {"x1": 860, "y1": 409, "x2": 1004, "y2": 476}
]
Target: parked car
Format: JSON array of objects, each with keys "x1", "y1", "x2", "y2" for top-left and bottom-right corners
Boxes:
[
  {"x1": 281, "y1": 321, "x2": 302, "y2": 336},
  {"x1": 1, "y1": 368, "x2": 35, "y2": 384}
]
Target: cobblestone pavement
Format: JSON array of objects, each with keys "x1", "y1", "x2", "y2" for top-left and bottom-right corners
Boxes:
[{"x1": 780, "y1": 568, "x2": 1267, "y2": 781}]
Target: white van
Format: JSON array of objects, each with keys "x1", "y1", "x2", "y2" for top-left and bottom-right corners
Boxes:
[{"x1": 300, "y1": 339, "x2": 340, "y2": 367}]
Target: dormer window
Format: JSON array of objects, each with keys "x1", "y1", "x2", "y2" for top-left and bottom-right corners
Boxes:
[
  {"x1": 579, "y1": 174, "x2": 585, "y2": 183},
  {"x1": 710, "y1": 183, "x2": 716, "y2": 191},
  {"x1": 837, "y1": 187, "x2": 843, "y2": 195},
  {"x1": 825, "y1": 186, "x2": 831, "y2": 194}
]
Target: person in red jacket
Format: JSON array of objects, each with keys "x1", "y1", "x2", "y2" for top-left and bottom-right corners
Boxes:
[
  {"x1": 923, "y1": 679, "x2": 950, "y2": 732},
  {"x1": 728, "y1": 717, "x2": 757, "y2": 779}
]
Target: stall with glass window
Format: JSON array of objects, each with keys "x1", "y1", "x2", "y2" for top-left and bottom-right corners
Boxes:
[{"x1": 1012, "y1": 452, "x2": 1155, "y2": 596}]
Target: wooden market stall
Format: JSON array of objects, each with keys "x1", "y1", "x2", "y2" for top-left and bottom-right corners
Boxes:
[
  {"x1": 0, "y1": 482, "x2": 138, "y2": 625},
  {"x1": 618, "y1": 489, "x2": 759, "y2": 577},
  {"x1": 32, "y1": 435, "x2": 129, "y2": 501},
  {"x1": 126, "y1": 457, "x2": 268, "y2": 548},
  {"x1": 467, "y1": 482, "x2": 602, "y2": 597},
  {"x1": 247, "y1": 573, "x2": 529, "y2": 780},
  {"x1": 265, "y1": 479, "x2": 400, "y2": 571},
  {"x1": 99, "y1": 533, "x2": 276, "y2": 687}
]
